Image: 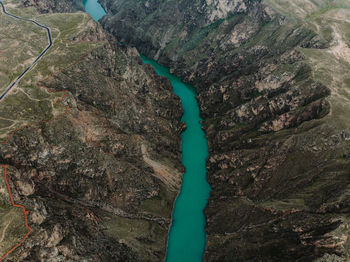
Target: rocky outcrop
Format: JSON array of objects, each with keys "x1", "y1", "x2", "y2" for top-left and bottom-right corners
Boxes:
[
  {"x1": 0, "y1": 2, "x2": 183, "y2": 261},
  {"x1": 23, "y1": 0, "x2": 84, "y2": 13},
  {"x1": 100, "y1": 0, "x2": 350, "y2": 261}
]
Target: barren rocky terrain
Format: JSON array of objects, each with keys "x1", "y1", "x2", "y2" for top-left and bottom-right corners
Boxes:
[
  {"x1": 100, "y1": 0, "x2": 350, "y2": 261},
  {"x1": 2, "y1": 0, "x2": 350, "y2": 261},
  {"x1": 0, "y1": 0, "x2": 183, "y2": 261}
]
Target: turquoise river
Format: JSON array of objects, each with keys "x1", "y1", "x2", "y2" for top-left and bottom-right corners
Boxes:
[{"x1": 84, "y1": 1, "x2": 211, "y2": 261}]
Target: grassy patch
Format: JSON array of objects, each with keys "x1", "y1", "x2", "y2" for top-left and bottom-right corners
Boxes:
[{"x1": 102, "y1": 215, "x2": 168, "y2": 261}]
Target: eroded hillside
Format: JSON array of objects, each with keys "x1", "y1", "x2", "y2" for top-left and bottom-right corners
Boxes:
[
  {"x1": 0, "y1": 0, "x2": 183, "y2": 261},
  {"x1": 100, "y1": 0, "x2": 350, "y2": 261}
]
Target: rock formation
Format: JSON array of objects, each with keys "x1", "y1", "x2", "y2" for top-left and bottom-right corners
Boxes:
[
  {"x1": 0, "y1": 0, "x2": 183, "y2": 260},
  {"x1": 100, "y1": 0, "x2": 350, "y2": 261}
]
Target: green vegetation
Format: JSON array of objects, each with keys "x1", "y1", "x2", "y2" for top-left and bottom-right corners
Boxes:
[
  {"x1": 0, "y1": 9, "x2": 47, "y2": 92},
  {"x1": 0, "y1": 2, "x2": 108, "y2": 254},
  {"x1": 0, "y1": 168, "x2": 28, "y2": 258},
  {"x1": 102, "y1": 214, "x2": 168, "y2": 261},
  {"x1": 0, "y1": 0, "x2": 106, "y2": 143},
  {"x1": 140, "y1": 183, "x2": 176, "y2": 218},
  {"x1": 179, "y1": 18, "x2": 226, "y2": 55}
]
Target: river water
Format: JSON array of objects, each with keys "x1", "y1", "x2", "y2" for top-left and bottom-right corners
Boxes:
[
  {"x1": 83, "y1": 1, "x2": 211, "y2": 261},
  {"x1": 83, "y1": 0, "x2": 106, "y2": 21}
]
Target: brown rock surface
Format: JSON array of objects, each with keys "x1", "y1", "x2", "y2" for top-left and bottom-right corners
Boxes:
[
  {"x1": 0, "y1": 1, "x2": 183, "y2": 261},
  {"x1": 100, "y1": 0, "x2": 350, "y2": 261}
]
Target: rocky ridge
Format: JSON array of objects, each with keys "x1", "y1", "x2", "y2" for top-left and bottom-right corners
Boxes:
[
  {"x1": 23, "y1": 0, "x2": 85, "y2": 13},
  {"x1": 0, "y1": 0, "x2": 183, "y2": 261},
  {"x1": 100, "y1": 0, "x2": 350, "y2": 261}
]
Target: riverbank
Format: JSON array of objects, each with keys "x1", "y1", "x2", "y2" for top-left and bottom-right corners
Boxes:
[
  {"x1": 141, "y1": 56, "x2": 211, "y2": 262},
  {"x1": 84, "y1": 1, "x2": 211, "y2": 261}
]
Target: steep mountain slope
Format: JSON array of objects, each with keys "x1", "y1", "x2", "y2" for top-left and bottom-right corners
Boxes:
[
  {"x1": 100, "y1": 0, "x2": 350, "y2": 261},
  {"x1": 0, "y1": 0, "x2": 183, "y2": 261},
  {"x1": 22, "y1": 0, "x2": 85, "y2": 13}
]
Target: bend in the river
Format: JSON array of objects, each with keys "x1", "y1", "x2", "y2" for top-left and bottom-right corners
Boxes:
[{"x1": 84, "y1": 1, "x2": 211, "y2": 261}]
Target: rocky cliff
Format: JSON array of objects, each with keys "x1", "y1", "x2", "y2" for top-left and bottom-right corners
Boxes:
[
  {"x1": 23, "y1": 0, "x2": 84, "y2": 13},
  {"x1": 100, "y1": 0, "x2": 350, "y2": 261},
  {"x1": 0, "y1": 0, "x2": 183, "y2": 261}
]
